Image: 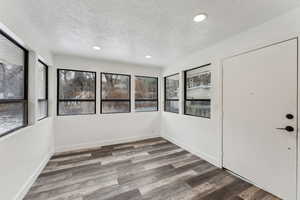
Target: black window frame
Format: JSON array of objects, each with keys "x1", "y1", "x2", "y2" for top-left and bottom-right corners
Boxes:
[
  {"x1": 0, "y1": 29, "x2": 28, "y2": 137},
  {"x1": 57, "y1": 68, "x2": 97, "y2": 116},
  {"x1": 100, "y1": 72, "x2": 131, "y2": 114},
  {"x1": 164, "y1": 73, "x2": 179, "y2": 114},
  {"x1": 37, "y1": 59, "x2": 49, "y2": 121},
  {"x1": 135, "y1": 75, "x2": 159, "y2": 112},
  {"x1": 184, "y1": 63, "x2": 211, "y2": 118}
]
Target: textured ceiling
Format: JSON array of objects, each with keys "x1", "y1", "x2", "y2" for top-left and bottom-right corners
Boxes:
[{"x1": 20, "y1": 0, "x2": 300, "y2": 67}]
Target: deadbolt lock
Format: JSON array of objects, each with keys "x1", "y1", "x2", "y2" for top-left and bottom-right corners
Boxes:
[{"x1": 286, "y1": 114, "x2": 294, "y2": 119}]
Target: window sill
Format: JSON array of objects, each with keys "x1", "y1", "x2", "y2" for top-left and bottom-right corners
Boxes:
[
  {"x1": 163, "y1": 111, "x2": 179, "y2": 114},
  {"x1": 0, "y1": 125, "x2": 28, "y2": 141},
  {"x1": 134, "y1": 110, "x2": 160, "y2": 113},
  {"x1": 183, "y1": 113, "x2": 211, "y2": 119}
]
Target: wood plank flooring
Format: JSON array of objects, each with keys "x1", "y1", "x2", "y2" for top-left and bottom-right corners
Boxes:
[{"x1": 24, "y1": 137, "x2": 280, "y2": 200}]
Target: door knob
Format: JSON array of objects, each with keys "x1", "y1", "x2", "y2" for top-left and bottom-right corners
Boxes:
[{"x1": 276, "y1": 126, "x2": 294, "y2": 132}]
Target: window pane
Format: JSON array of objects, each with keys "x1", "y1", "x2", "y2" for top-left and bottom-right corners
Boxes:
[
  {"x1": 165, "y1": 101, "x2": 179, "y2": 113},
  {"x1": 38, "y1": 100, "x2": 48, "y2": 120},
  {"x1": 0, "y1": 103, "x2": 25, "y2": 136},
  {"x1": 0, "y1": 33, "x2": 24, "y2": 65},
  {"x1": 135, "y1": 76, "x2": 158, "y2": 99},
  {"x1": 59, "y1": 70, "x2": 95, "y2": 100},
  {"x1": 166, "y1": 74, "x2": 179, "y2": 99},
  {"x1": 0, "y1": 32, "x2": 25, "y2": 99},
  {"x1": 102, "y1": 74, "x2": 130, "y2": 99},
  {"x1": 186, "y1": 69, "x2": 211, "y2": 99},
  {"x1": 135, "y1": 101, "x2": 158, "y2": 112},
  {"x1": 59, "y1": 101, "x2": 95, "y2": 115},
  {"x1": 185, "y1": 100, "x2": 210, "y2": 118},
  {"x1": 37, "y1": 62, "x2": 47, "y2": 99},
  {"x1": 102, "y1": 101, "x2": 130, "y2": 113}
]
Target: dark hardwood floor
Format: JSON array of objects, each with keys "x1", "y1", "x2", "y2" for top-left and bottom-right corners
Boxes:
[{"x1": 24, "y1": 137, "x2": 280, "y2": 200}]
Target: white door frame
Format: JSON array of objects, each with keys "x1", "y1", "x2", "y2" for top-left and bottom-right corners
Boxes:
[{"x1": 220, "y1": 37, "x2": 299, "y2": 199}]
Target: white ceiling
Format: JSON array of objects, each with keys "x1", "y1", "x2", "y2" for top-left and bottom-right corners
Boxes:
[{"x1": 20, "y1": 0, "x2": 300, "y2": 67}]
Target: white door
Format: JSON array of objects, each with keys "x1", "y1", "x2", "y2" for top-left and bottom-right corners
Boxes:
[{"x1": 223, "y1": 39, "x2": 298, "y2": 200}]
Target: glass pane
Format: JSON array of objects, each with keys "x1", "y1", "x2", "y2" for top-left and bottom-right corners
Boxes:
[
  {"x1": 135, "y1": 76, "x2": 158, "y2": 100},
  {"x1": 0, "y1": 103, "x2": 25, "y2": 136},
  {"x1": 59, "y1": 70, "x2": 95, "y2": 100},
  {"x1": 165, "y1": 101, "x2": 179, "y2": 113},
  {"x1": 37, "y1": 61, "x2": 47, "y2": 99},
  {"x1": 185, "y1": 100, "x2": 210, "y2": 118},
  {"x1": 0, "y1": 33, "x2": 25, "y2": 99},
  {"x1": 135, "y1": 101, "x2": 158, "y2": 112},
  {"x1": 166, "y1": 74, "x2": 179, "y2": 99},
  {"x1": 102, "y1": 73, "x2": 130, "y2": 99},
  {"x1": 38, "y1": 100, "x2": 48, "y2": 120},
  {"x1": 186, "y1": 68, "x2": 211, "y2": 99},
  {"x1": 102, "y1": 101, "x2": 130, "y2": 113},
  {"x1": 58, "y1": 101, "x2": 95, "y2": 115}
]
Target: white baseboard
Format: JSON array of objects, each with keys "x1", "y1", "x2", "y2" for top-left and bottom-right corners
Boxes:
[
  {"x1": 15, "y1": 149, "x2": 54, "y2": 200},
  {"x1": 162, "y1": 134, "x2": 221, "y2": 168},
  {"x1": 55, "y1": 134, "x2": 161, "y2": 153}
]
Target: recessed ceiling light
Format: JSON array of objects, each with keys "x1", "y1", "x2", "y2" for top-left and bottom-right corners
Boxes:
[
  {"x1": 93, "y1": 46, "x2": 101, "y2": 50},
  {"x1": 193, "y1": 14, "x2": 207, "y2": 22},
  {"x1": 145, "y1": 55, "x2": 152, "y2": 59}
]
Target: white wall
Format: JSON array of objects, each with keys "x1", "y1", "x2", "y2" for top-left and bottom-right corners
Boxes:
[
  {"x1": 2, "y1": 2, "x2": 300, "y2": 200},
  {"x1": 0, "y1": 1, "x2": 55, "y2": 199},
  {"x1": 53, "y1": 55, "x2": 163, "y2": 152},
  {"x1": 162, "y1": 6, "x2": 300, "y2": 170}
]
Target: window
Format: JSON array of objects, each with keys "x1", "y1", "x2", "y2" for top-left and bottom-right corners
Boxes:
[
  {"x1": 184, "y1": 64, "x2": 211, "y2": 118},
  {"x1": 57, "y1": 69, "x2": 96, "y2": 116},
  {"x1": 101, "y1": 73, "x2": 131, "y2": 114},
  {"x1": 164, "y1": 74, "x2": 179, "y2": 113},
  {"x1": 0, "y1": 30, "x2": 28, "y2": 137},
  {"x1": 37, "y1": 60, "x2": 48, "y2": 120},
  {"x1": 135, "y1": 76, "x2": 158, "y2": 112}
]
